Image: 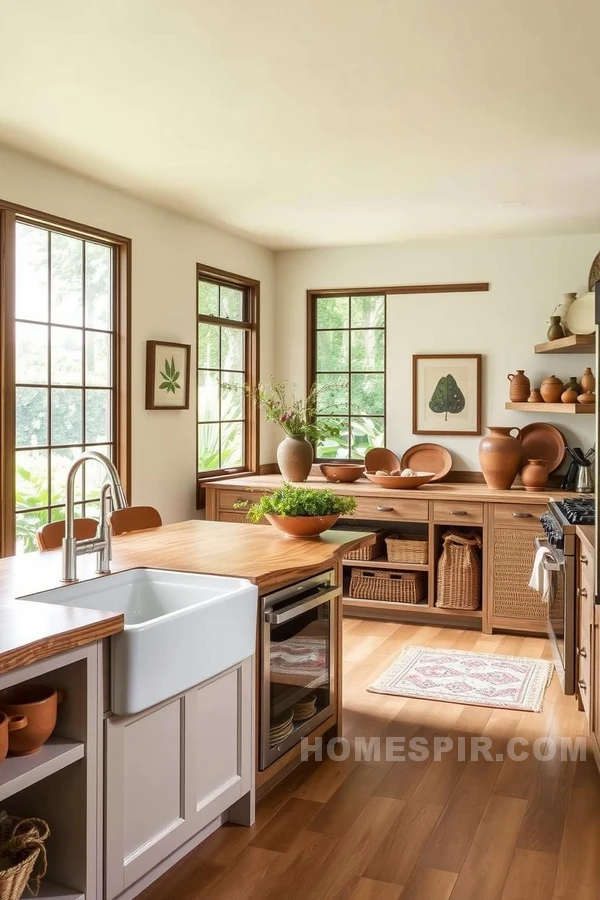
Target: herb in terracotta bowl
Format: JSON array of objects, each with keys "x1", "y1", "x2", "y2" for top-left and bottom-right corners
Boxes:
[{"x1": 235, "y1": 484, "x2": 357, "y2": 538}]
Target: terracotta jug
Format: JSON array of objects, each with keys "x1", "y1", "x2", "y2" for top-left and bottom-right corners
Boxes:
[
  {"x1": 479, "y1": 427, "x2": 522, "y2": 490},
  {"x1": 561, "y1": 388, "x2": 578, "y2": 404},
  {"x1": 521, "y1": 459, "x2": 550, "y2": 492},
  {"x1": 540, "y1": 375, "x2": 564, "y2": 404},
  {"x1": 581, "y1": 367, "x2": 596, "y2": 393},
  {"x1": 507, "y1": 370, "x2": 530, "y2": 402},
  {"x1": 528, "y1": 389, "x2": 543, "y2": 403}
]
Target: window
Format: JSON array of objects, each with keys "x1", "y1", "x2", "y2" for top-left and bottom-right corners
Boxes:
[
  {"x1": 308, "y1": 291, "x2": 386, "y2": 459},
  {"x1": 0, "y1": 204, "x2": 130, "y2": 555},
  {"x1": 196, "y1": 264, "x2": 259, "y2": 479}
]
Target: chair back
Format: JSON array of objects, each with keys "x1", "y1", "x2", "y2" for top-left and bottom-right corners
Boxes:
[
  {"x1": 37, "y1": 518, "x2": 98, "y2": 552},
  {"x1": 108, "y1": 506, "x2": 163, "y2": 536}
]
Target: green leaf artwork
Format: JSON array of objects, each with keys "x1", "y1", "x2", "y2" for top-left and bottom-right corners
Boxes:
[
  {"x1": 429, "y1": 374, "x2": 465, "y2": 421},
  {"x1": 158, "y1": 357, "x2": 181, "y2": 395}
]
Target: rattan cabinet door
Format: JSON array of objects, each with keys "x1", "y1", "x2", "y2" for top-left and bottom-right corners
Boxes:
[{"x1": 490, "y1": 525, "x2": 547, "y2": 633}]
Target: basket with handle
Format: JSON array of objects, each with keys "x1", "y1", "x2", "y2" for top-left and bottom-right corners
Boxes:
[
  {"x1": 349, "y1": 568, "x2": 426, "y2": 604},
  {"x1": 436, "y1": 530, "x2": 482, "y2": 610},
  {"x1": 0, "y1": 813, "x2": 50, "y2": 900}
]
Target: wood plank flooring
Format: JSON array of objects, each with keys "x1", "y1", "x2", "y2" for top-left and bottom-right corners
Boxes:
[{"x1": 138, "y1": 619, "x2": 600, "y2": 900}]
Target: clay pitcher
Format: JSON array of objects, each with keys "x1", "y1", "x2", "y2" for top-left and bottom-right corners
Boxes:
[
  {"x1": 521, "y1": 458, "x2": 550, "y2": 492},
  {"x1": 507, "y1": 370, "x2": 530, "y2": 402},
  {"x1": 479, "y1": 426, "x2": 522, "y2": 490},
  {"x1": 276, "y1": 435, "x2": 314, "y2": 482}
]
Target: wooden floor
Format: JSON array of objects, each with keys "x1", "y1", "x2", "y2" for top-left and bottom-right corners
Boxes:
[{"x1": 139, "y1": 618, "x2": 600, "y2": 900}]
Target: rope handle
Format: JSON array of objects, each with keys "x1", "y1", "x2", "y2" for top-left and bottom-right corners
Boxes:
[
  {"x1": 3, "y1": 817, "x2": 50, "y2": 897},
  {"x1": 442, "y1": 531, "x2": 482, "y2": 549}
]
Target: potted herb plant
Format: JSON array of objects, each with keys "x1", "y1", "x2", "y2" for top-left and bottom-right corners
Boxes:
[{"x1": 236, "y1": 483, "x2": 357, "y2": 537}]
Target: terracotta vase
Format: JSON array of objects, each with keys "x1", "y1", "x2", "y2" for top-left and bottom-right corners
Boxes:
[
  {"x1": 0, "y1": 684, "x2": 62, "y2": 756},
  {"x1": 547, "y1": 316, "x2": 565, "y2": 341},
  {"x1": 540, "y1": 375, "x2": 564, "y2": 404},
  {"x1": 0, "y1": 712, "x2": 27, "y2": 765},
  {"x1": 521, "y1": 459, "x2": 550, "y2": 492},
  {"x1": 276, "y1": 435, "x2": 313, "y2": 483},
  {"x1": 581, "y1": 367, "x2": 596, "y2": 393},
  {"x1": 479, "y1": 426, "x2": 522, "y2": 490},
  {"x1": 265, "y1": 513, "x2": 339, "y2": 538},
  {"x1": 528, "y1": 389, "x2": 543, "y2": 403},
  {"x1": 578, "y1": 391, "x2": 596, "y2": 405},
  {"x1": 553, "y1": 292, "x2": 577, "y2": 336},
  {"x1": 561, "y1": 388, "x2": 579, "y2": 404},
  {"x1": 507, "y1": 370, "x2": 530, "y2": 402}
]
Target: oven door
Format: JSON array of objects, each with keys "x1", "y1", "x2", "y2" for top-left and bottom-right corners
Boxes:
[
  {"x1": 260, "y1": 572, "x2": 339, "y2": 771},
  {"x1": 536, "y1": 537, "x2": 575, "y2": 694}
]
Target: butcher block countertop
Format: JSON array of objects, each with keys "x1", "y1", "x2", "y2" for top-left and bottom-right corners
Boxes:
[
  {"x1": 208, "y1": 474, "x2": 579, "y2": 504},
  {"x1": 0, "y1": 520, "x2": 373, "y2": 676}
]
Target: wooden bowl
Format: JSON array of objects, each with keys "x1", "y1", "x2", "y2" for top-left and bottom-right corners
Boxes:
[
  {"x1": 265, "y1": 513, "x2": 340, "y2": 537},
  {"x1": 0, "y1": 684, "x2": 62, "y2": 756},
  {"x1": 319, "y1": 464, "x2": 364, "y2": 483},
  {"x1": 365, "y1": 471, "x2": 435, "y2": 489}
]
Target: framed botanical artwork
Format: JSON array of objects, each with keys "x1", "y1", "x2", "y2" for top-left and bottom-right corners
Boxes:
[
  {"x1": 145, "y1": 340, "x2": 191, "y2": 410},
  {"x1": 413, "y1": 354, "x2": 482, "y2": 435}
]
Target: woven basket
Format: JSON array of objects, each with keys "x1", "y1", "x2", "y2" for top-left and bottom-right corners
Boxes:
[
  {"x1": 345, "y1": 530, "x2": 388, "y2": 561},
  {"x1": 350, "y1": 568, "x2": 426, "y2": 604},
  {"x1": 436, "y1": 531, "x2": 482, "y2": 610},
  {"x1": 385, "y1": 535, "x2": 428, "y2": 565},
  {"x1": 0, "y1": 814, "x2": 49, "y2": 900}
]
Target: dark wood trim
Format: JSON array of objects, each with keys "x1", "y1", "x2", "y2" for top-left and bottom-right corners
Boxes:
[
  {"x1": 0, "y1": 210, "x2": 16, "y2": 557},
  {"x1": 412, "y1": 353, "x2": 483, "y2": 436},
  {"x1": 307, "y1": 282, "x2": 489, "y2": 298},
  {"x1": 145, "y1": 340, "x2": 191, "y2": 410},
  {"x1": 114, "y1": 237, "x2": 132, "y2": 504},
  {"x1": 0, "y1": 198, "x2": 130, "y2": 245}
]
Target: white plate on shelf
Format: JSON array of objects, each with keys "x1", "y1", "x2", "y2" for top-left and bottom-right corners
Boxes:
[{"x1": 565, "y1": 292, "x2": 594, "y2": 335}]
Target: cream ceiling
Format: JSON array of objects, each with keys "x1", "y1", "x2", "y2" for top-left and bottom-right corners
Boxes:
[{"x1": 1, "y1": 0, "x2": 600, "y2": 248}]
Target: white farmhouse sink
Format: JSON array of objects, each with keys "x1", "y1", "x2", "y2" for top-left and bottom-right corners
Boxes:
[{"x1": 20, "y1": 568, "x2": 258, "y2": 716}]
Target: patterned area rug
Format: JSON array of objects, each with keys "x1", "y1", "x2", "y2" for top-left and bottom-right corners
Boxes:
[{"x1": 368, "y1": 645, "x2": 554, "y2": 712}]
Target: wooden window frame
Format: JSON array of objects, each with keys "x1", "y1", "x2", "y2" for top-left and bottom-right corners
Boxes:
[
  {"x1": 196, "y1": 263, "x2": 259, "y2": 490},
  {"x1": 0, "y1": 200, "x2": 131, "y2": 557}
]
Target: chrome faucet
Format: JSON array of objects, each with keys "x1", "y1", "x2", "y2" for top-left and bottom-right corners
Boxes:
[{"x1": 61, "y1": 451, "x2": 128, "y2": 583}]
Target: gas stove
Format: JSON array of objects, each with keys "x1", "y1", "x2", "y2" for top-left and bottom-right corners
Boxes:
[{"x1": 551, "y1": 497, "x2": 595, "y2": 527}]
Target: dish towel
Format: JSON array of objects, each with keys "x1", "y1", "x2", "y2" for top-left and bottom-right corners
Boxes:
[{"x1": 528, "y1": 546, "x2": 553, "y2": 602}]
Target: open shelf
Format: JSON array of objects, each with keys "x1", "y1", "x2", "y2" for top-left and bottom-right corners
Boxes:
[
  {"x1": 505, "y1": 401, "x2": 595, "y2": 415},
  {"x1": 431, "y1": 606, "x2": 482, "y2": 617},
  {"x1": 343, "y1": 596, "x2": 429, "y2": 611},
  {"x1": 534, "y1": 334, "x2": 595, "y2": 354},
  {"x1": 37, "y1": 884, "x2": 84, "y2": 900},
  {"x1": 343, "y1": 556, "x2": 429, "y2": 572},
  {"x1": 0, "y1": 737, "x2": 84, "y2": 803}
]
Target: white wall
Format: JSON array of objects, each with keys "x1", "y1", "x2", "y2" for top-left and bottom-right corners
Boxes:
[
  {"x1": 0, "y1": 145, "x2": 275, "y2": 522},
  {"x1": 275, "y1": 235, "x2": 599, "y2": 471}
]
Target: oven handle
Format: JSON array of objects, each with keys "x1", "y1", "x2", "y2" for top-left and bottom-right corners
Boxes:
[
  {"x1": 264, "y1": 586, "x2": 340, "y2": 625},
  {"x1": 534, "y1": 537, "x2": 562, "y2": 572}
]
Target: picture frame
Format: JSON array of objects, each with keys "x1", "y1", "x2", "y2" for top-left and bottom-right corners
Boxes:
[
  {"x1": 145, "y1": 340, "x2": 191, "y2": 410},
  {"x1": 413, "y1": 354, "x2": 482, "y2": 435}
]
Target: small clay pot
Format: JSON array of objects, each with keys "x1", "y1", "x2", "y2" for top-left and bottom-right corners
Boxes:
[
  {"x1": 580, "y1": 367, "x2": 596, "y2": 393},
  {"x1": 0, "y1": 712, "x2": 27, "y2": 765},
  {"x1": 265, "y1": 513, "x2": 340, "y2": 538},
  {"x1": 507, "y1": 370, "x2": 530, "y2": 402},
  {"x1": 540, "y1": 376, "x2": 564, "y2": 404},
  {"x1": 578, "y1": 391, "x2": 596, "y2": 405},
  {"x1": 564, "y1": 376, "x2": 581, "y2": 395},
  {"x1": 561, "y1": 388, "x2": 579, "y2": 404},
  {"x1": 521, "y1": 459, "x2": 550, "y2": 492},
  {"x1": 547, "y1": 316, "x2": 565, "y2": 341},
  {"x1": 528, "y1": 389, "x2": 544, "y2": 403},
  {"x1": 0, "y1": 684, "x2": 63, "y2": 756}
]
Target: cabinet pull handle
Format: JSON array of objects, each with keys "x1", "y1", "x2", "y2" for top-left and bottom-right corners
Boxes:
[
  {"x1": 512, "y1": 512, "x2": 532, "y2": 518},
  {"x1": 578, "y1": 679, "x2": 587, "y2": 691},
  {"x1": 376, "y1": 506, "x2": 394, "y2": 512},
  {"x1": 579, "y1": 647, "x2": 587, "y2": 658},
  {"x1": 451, "y1": 510, "x2": 468, "y2": 516},
  {"x1": 580, "y1": 554, "x2": 589, "y2": 565},
  {"x1": 580, "y1": 587, "x2": 588, "y2": 599}
]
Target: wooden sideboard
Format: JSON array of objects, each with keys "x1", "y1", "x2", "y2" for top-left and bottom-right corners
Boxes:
[{"x1": 205, "y1": 476, "x2": 578, "y2": 636}]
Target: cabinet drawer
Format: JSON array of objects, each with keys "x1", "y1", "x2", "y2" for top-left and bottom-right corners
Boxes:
[
  {"x1": 351, "y1": 495, "x2": 428, "y2": 522},
  {"x1": 433, "y1": 500, "x2": 483, "y2": 525},
  {"x1": 493, "y1": 503, "x2": 543, "y2": 530},
  {"x1": 218, "y1": 490, "x2": 266, "y2": 512}
]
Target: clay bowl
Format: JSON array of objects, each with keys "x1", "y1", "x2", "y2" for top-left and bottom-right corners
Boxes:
[
  {"x1": 0, "y1": 684, "x2": 62, "y2": 756},
  {"x1": 265, "y1": 513, "x2": 339, "y2": 538},
  {"x1": 319, "y1": 464, "x2": 364, "y2": 483},
  {"x1": 365, "y1": 471, "x2": 435, "y2": 490},
  {"x1": 0, "y1": 712, "x2": 27, "y2": 765},
  {"x1": 364, "y1": 447, "x2": 401, "y2": 473}
]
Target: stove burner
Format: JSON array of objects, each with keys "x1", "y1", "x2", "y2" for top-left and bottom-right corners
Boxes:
[{"x1": 554, "y1": 498, "x2": 595, "y2": 526}]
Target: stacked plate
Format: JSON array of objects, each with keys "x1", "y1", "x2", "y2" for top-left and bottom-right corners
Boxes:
[
  {"x1": 269, "y1": 710, "x2": 294, "y2": 746},
  {"x1": 293, "y1": 694, "x2": 317, "y2": 722}
]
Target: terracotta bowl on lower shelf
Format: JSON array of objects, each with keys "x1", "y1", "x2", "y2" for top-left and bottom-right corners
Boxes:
[
  {"x1": 0, "y1": 684, "x2": 63, "y2": 756},
  {"x1": 265, "y1": 513, "x2": 340, "y2": 538},
  {"x1": 365, "y1": 471, "x2": 435, "y2": 489},
  {"x1": 319, "y1": 464, "x2": 365, "y2": 483}
]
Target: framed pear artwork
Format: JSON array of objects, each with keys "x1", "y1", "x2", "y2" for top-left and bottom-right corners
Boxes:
[
  {"x1": 413, "y1": 354, "x2": 482, "y2": 435},
  {"x1": 145, "y1": 341, "x2": 191, "y2": 410}
]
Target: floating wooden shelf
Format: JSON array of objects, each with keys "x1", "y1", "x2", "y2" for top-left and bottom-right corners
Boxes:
[
  {"x1": 342, "y1": 557, "x2": 429, "y2": 572},
  {"x1": 0, "y1": 737, "x2": 84, "y2": 803},
  {"x1": 534, "y1": 334, "x2": 595, "y2": 354},
  {"x1": 505, "y1": 402, "x2": 595, "y2": 415},
  {"x1": 37, "y1": 883, "x2": 84, "y2": 900}
]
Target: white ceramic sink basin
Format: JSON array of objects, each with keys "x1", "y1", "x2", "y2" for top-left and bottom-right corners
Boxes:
[{"x1": 20, "y1": 568, "x2": 258, "y2": 715}]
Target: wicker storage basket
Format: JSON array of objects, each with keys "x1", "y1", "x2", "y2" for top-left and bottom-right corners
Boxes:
[
  {"x1": 0, "y1": 813, "x2": 49, "y2": 900},
  {"x1": 436, "y1": 531, "x2": 482, "y2": 610},
  {"x1": 344, "y1": 529, "x2": 388, "y2": 561},
  {"x1": 350, "y1": 568, "x2": 426, "y2": 604},
  {"x1": 385, "y1": 535, "x2": 428, "y2": 565}
]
